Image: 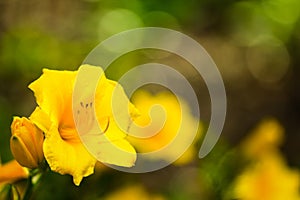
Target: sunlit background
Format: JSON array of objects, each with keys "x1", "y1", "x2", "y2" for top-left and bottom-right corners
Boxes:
[{"x1": 1, "y1": 0, "x2": 300, "y2": 199}]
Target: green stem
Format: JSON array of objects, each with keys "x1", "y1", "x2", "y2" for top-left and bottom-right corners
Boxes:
[
  {"x1": 21, "y1": 161, "x2": 48, "y2": 200},
  {"x1": 22, "y1": 175, "x2": 33, "y2": 200}
]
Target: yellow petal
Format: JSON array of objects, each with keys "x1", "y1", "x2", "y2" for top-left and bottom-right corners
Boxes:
[
  {"x1": 29, "y1": 107, "x2": 52, "y2": 133},
  {"x1": 95, "y1": 78, "x2": 140, "y2": 134},
  {"x1": 82, "y1": 137, "x2": 136, "y2": 168},
  {"x1": 28, "y1": 69, "x2": 77, "y2": 127},
  {"x1": 43, "y1": 124, "x2": 96, "y2": 186},
  {"x1": 81, "y1": 120, "x2": 136, "y2": 167}
]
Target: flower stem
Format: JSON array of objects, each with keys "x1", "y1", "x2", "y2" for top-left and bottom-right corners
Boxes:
[
  {"x1": 22, "y1": 175, "x2": 33, "y2": 200},
  {"x1": 22, "y1": 168, "x2": 44, "y2": 200}
]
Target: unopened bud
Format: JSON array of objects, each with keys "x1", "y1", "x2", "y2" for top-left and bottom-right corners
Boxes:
[{"x1": 10, "y1": 117, "x2": 44, "y2": 168}]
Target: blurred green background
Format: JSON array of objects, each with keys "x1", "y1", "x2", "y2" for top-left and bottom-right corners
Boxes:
[{"x1": 0, "y1": 0, "x2": 300, "y2": 199}]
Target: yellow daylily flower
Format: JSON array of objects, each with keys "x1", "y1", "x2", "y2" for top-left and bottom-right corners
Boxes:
[
  {"x1": 128, "y1": 90, "x2": 201, "y2": 165},
  {"x1": 28, "y1": 65, "x2": 138, "y2": 185},
  {"x1": 0, "y1": 160, "x2": 28, "y2": 185},
  {"x1": 0, "y1": 160, "x2": 28, "y2": 200},
  {"x1": 231, "y1": 118, "x2": 300, "y2": 200},
  {"x1": 232, "y1": 153, "x2": 300, "y2": 200},
  {"x1": 241, "y1": 118, "x2": 284, "y2": 159},
  {"x1": 10, "y1": 117, "x2": 44, "y2": 168}
]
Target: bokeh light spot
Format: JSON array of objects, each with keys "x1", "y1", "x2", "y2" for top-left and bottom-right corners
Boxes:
[
  {"x1": 246, "y1": 36, "x2": 290, "y2": 83},
  {"x1": 262, "y1": 0, "x2": 300, "y2": 25},
  {"x1": 226, "y1": 2, "x2": 270, "y2": 45},
  {"x1": 99, "y1": 9, "x2": 143, "y2": 36},
  {"x1": 143, "y1": 11, "x2": 180, "y2": 30}
]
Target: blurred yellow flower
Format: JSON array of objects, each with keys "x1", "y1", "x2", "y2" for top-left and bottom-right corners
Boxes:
[
  {"x1": 231, "y1": 118, "x2": 300, "y2": 200},
  {"x1": 10, "y1": 117, "x2": 44, "y2": 168},
  {"x1": 0, "y1": 160, "x2": 28, "y2": 185},
  {"x1": 103, "y1": 185, "x2": 166, "y2": 200},
  {"x1": 232, "y1": 153, "x2": 300, "y2": 200},
  {"x1": 241, "y1": 118, "x2": 284, "y2": 159},
  {"x1": 28, "y1": 65, "x2": 138, "y2": 185},
  {"x1": 128, "y1": 90, "x2": 201, "y2": 165}
]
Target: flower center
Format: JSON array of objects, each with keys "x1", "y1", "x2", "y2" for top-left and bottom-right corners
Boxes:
[
  {"x1": 59, "y1": 125, "x2": 81, "y2": 143},
  {"x1": 74, "y1": 101, "x2": 110, "y2": 137}
]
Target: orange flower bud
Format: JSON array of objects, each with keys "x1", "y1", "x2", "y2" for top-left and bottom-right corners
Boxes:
[{"x1": 10, "y1": 117, "x2": 44, "y2": 168}]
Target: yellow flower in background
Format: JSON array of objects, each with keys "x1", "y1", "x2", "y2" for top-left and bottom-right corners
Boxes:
[
  {"x1": 232, "y1": 153, "x2": 300, "y2": 200},
  {"x1": 10, "y1": 117, "x2": 44, "y2": 168},
  {"x1": 230, "y1": 118, "x2": 300, "y2": 200},
  {"x1": 128, "y1": 90, "x2": 201, "y2": 165},
  {"x1": 28, "y1": 65, "x2": 138, "y2": 185},
  {"x1": 0, "y1": 160, "x2": 28, "y2": 185},
  {"x1": 0, "y1": 160, "x2": 29, "y2": 200},
  {"x1": 241, "y1": 118, "x2": 284, "y2": 159},
  {"x1": 103, "y1": 185, "x2": 166, "y2": 200}
]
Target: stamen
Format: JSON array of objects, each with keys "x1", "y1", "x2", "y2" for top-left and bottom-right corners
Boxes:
[{"x1": 103, "y1": 117, "x2": 110, "y2": 133}]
